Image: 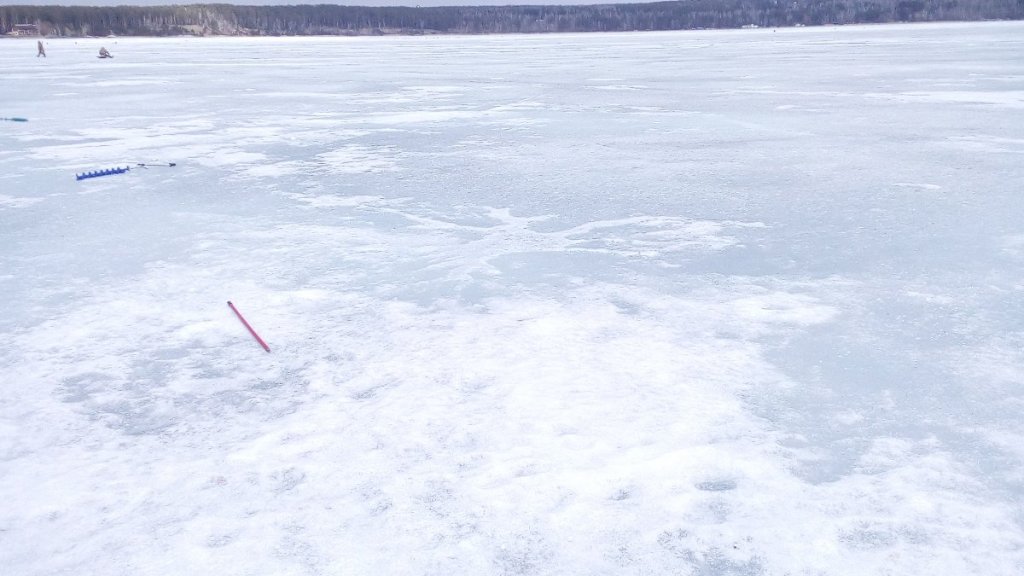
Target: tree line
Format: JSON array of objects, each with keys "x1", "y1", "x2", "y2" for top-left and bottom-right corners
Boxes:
[{"x1": 2, "y1": 0, "x2": 1022, "y2": 37}]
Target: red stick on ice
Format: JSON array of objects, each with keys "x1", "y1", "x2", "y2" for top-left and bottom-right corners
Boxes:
[{"x1": 227, "y1": 301, "x2": 270, "y2": 352}]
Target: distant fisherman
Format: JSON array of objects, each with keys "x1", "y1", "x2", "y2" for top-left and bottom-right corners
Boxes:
[
  {"x1": 98, "y1": 47, "x2": 112, "y2": 59},
  {"x1": 37, "y1": 41, "x2": 46, "y2": 58}
]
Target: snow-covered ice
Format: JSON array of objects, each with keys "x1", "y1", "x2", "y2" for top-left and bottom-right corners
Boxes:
[{"x1": 2, "y1": 22, "x2": 1023, "y2": 575}]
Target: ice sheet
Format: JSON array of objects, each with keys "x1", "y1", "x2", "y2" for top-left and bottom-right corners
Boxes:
[{"x1": 2, "y1": 22, "x2": 1023, "y2": 575}]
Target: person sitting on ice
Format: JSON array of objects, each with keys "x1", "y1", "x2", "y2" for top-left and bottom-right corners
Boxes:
[{"x1": 98, "y1": 47, "x2": 112, "y2": 59}]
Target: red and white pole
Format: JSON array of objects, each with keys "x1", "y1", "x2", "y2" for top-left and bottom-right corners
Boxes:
[{"x1": 227, "y1": 301, "x2": 270, "y2": 352}]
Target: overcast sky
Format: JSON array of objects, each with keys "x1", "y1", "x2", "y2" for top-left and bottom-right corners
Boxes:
[{"x1": 0, "y1": 0, "x2": 622, "y2": 6}]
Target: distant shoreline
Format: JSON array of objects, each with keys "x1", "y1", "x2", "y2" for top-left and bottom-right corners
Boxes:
[
  {"x1": 7, "y1": 19, "x2": 1023, "y2": 41},
  {"x1": 3, "y1": 1, "x2": 1022, "y2": 38}
]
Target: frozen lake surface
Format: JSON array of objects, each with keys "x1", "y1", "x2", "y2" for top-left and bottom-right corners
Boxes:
[{"x1": 2, "y1": 22, "x2": 1023, "y2": 575}]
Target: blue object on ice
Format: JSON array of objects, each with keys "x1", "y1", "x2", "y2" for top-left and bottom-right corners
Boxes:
[{"x1": 75, "y1": 166, "x2": 131, "y2": 181}]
